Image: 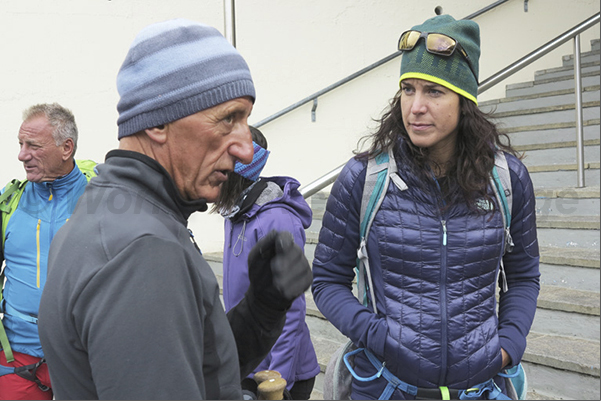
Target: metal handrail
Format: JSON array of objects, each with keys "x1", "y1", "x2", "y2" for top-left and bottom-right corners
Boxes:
[
  {"x1": 478, "y1": 13, "x2": 600, "y2": 93},
  {"x1": 253, "y1": 1, "x2": 512, "y2": 128},
  {"x1": 299, "y1": 12, "x2": 600, "y2": 197}
]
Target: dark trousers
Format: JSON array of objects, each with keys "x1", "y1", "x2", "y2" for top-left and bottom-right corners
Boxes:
[{"x1": 288, "y1": 376, "x2": 316, "y2": 400}]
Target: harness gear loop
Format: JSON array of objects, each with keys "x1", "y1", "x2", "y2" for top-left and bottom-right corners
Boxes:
[{"x1": 1, "y1": 358, "x2": 50, "y2": 392}]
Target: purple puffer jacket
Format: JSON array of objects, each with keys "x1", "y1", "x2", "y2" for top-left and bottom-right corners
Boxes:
[
  {"x1": 312, "y1": 148, "x2": 540, "y2": 400},
  {"x1": 222, "y1": 176, "x2": 320, "y2": 390}
]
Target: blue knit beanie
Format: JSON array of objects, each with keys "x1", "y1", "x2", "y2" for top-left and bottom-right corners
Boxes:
[
  {"x1": 116, "y1": 19, "x2": 256, "y2": 139},
  {"x1": 399, "y1": 15, "x2": 480, "y2": 104}
]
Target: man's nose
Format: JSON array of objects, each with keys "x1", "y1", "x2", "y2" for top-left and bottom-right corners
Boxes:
[
  {"x1": 231, "y1": 126, "x2": 254, "y2": 165},
  {"x1": 18, "y1": 146, "x2": 31, "y2": 162}
]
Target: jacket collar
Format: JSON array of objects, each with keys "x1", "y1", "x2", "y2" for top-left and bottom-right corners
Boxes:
[
  {"x1": 103, "y1": 150, "x2": 208, "y2": 221},
  {"x1": 32, "y1": 161, "x2": 83, "y2": 195}
]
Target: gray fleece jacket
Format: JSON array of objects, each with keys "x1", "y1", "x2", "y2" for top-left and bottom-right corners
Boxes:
[{"x1": 38, "y1": 150, "x2": 286, "y2": 400}]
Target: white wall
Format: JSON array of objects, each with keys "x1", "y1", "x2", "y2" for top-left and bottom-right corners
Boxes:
[{"x1": 1, "y1": 0, "x2": 599, "y2": 252}]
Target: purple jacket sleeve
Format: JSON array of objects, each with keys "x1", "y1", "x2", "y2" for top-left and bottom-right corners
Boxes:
[
  {"x1": 311, "y1": 158, "x2": 388, "y2": 359},
  {"x1": 498, "y1": 156, "x2": 541, "y2": 367},
  {"x1": 247, "y1": 206, "x2": 312, "y2": 388}
]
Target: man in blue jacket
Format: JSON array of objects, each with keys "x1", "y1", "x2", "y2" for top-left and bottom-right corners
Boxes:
[{"x1": 0, "y1": 103, "x2": 89, "y2": 400}]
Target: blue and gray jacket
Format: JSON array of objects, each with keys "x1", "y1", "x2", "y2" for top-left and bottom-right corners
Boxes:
[{"x1": 1, "y1": 164, "x2": 88, "y2": 358}]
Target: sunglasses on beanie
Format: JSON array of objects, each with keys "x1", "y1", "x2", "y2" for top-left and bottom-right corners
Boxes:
[{"x1": 398, "y1": 30, "x2": 478, "y2": 83}]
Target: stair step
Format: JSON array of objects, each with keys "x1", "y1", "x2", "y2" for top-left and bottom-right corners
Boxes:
[
  {"x1": 509, "y1": 124, "x2": 600, "y2": 151},
  {"x1": 532, "y1": 307, "x2": 599, "y2": 343},
  {"x1": 491, "y1": 99, "x2": 600, "y2": 120},
  {"x1": 491, "y1": 104, "x2": 600, "y2": 131},
  {"x1": 536, "y1": 214, "x2": 600, "y2": 229},
  {"x1": 505, "y1": 73, "x2": 599, "y2": 98},
  {"x1": 535, "y1": 58, "x2": 600, "y2": 82},
  {"x1": 535, "y1": 198, "x2": 599, "y2": 219},
  {"x1": 539, "y1": 263, "x2": 600, "y2": 292},
  {"x1": 528, "y1": 168, "x2": 600, "y2": 189},
  {"x1": 536, "y1": 286, "x2": 600, "y2": 316},
  {"x1": 522, "y1": 360, "x2": 600, "y2": 400},
  {"x1": 522, "y1": 145, "x2": 600, "y2": 171},
  {"x1": 525, "y1": 332, "x2": 600, "y2": 378},
  {"x1": 537, "y1": 227, "x2": 599, "y2": 250},
  {"x1": 561, "y1": 49, "x2": 601, "y2": 68},
  {"x1": 540, "y1": 246, "x2": 600, "y2": 268},
  {"x1": 480, "y1": 85, "x2": 600, "y2": 115}
]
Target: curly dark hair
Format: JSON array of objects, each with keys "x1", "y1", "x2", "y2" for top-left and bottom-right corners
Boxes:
[
  {"x1": 211, "y1": 126, "x2": 267, "y2": 214},
  {"x1": 357, "y1": 89, "x2": 521, "y2": 211}
]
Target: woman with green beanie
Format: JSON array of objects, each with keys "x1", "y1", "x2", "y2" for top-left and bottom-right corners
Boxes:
[{"x1": 312, "y1": 14, "x2": 540, "y2": 399}]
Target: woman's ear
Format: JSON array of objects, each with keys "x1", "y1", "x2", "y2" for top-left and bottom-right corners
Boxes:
[{"x1": 145, "y1": 125, "x2": 167, "y2": 144}]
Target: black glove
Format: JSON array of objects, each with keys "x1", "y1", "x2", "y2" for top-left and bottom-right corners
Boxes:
[{"x1": 247, "y1": 230, "x2": 312, "y2": 310}]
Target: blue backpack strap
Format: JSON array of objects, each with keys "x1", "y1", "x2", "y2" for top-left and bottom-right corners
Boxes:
[
  {"x1": 490, "y1": 151, "x2": 514, "y2": 293},
  {"x1": 357, "y1": 148, "x2": 407, "y2": 313}
]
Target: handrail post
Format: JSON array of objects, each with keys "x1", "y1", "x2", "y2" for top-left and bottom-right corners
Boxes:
[
  {"x1": 573, "y1": 34, "x2": 585, "y2": 187},
  {"x1": 224, "y1": 0, "x2": 236, "y2": 47}
]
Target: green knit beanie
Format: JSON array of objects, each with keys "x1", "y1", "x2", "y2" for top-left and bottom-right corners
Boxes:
[{"x1": 399, "y1": 14, "x2": 481, "y2": 104}]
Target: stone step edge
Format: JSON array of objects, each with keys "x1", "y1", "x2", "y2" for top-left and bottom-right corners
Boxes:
[
  {"x1": 491, "y1": 100, "x2": 600, "y2": 119},
  {"x1": 499, "y1": 118, "x2": 600, "y2": 135},
  {"x1": 534, "y1": 57, "x2": 600, "y2": 78},
  {"x1": 527, "y1": 161, "x2": 600, "y2": 173},
  {"x1": 524, "y1": 332, "x2": 600, "y2": 378},
  {"x1": 533, "y1": 185, "x2": 600, "y2": 198},
  {"x1": 530, "y1": 66, "x2": 601, "y2": 86},
  {"x1": 537, "y1": 285, "x2": 600, "y2": 316},
  {"x1": 536, "y1": 215, "x2": 600, "y2": 230},
  {"x1": 515, "y1": 138, "x2": 600, "y2": 152},
  {"x1": 539, "y1": 246, "x2": 600, "y2": 269},
  {"x1": 505, "y1": 68, "x2": 600, "y2": 91},
  {"x1": 480, "y1": 84, "x2": 600, "y2": 107}
]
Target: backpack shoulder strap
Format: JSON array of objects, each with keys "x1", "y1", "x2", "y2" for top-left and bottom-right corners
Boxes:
[
  {"x1": 491, "y1": 150, "x2": 514, "y2": 292},
  {"x1": 75, "y1": 159, "x2": 98, "y2": 182},
  {"x1": 356, "y1": 148, "x2": 407, "y2": 313},
  {"x1": 1, "y1": 178, "x2": 27, "y2": 364},
  {"x1": 492, "y1": 151, "x2": 512, "y2": 230},
  {"x1": 1, "y1": 179, "x2": 28, "y2": 248}
]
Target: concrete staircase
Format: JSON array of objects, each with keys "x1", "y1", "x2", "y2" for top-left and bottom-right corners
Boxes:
[
  {"x1": 205, "y1": 39, "x2": 600, "y2": 400},
  {"x1": 477, "y1": 39, "x2": 600, "y2": 400}
]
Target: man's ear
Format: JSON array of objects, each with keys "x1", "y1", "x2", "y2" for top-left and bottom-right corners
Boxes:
[
  {"x1": 145, "y1": 125, "x2": 167, "y2": 144},
  {"x1": 61, "y1": 138, "x2": 75, "y2": 161}
]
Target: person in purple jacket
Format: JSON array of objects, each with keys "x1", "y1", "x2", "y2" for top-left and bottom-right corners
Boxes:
[
  {"x1": 312, "y1": 14, "x2": 540, "y2": 400},
  {"x1": 212, "y1": 126, "x2": 320, "y2": 400}
]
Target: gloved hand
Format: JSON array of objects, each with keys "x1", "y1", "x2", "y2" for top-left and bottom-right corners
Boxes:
[{"x1": 247, "y1": 230, "x2": 312, "y2": 310}]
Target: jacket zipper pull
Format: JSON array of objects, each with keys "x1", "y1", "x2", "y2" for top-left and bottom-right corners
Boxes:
[{"x1": 441, "y1": 220, "x2": 447, "y2": 246}]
